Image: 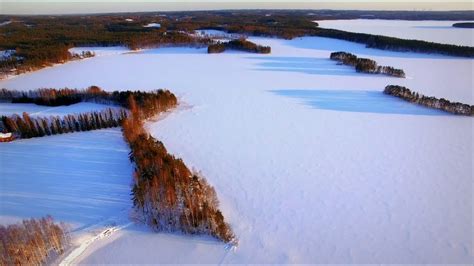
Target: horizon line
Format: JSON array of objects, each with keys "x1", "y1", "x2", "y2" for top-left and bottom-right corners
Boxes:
[{"x1": 1, "y1": 2, "x2": 473, "y2": 15}]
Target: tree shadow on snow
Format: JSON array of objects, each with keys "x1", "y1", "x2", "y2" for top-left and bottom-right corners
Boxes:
[
  {"x1": 271, "y1": 89, "x2": 451, "y2": 116},
  {"x1": 246, "y1": 56, "x2": 368, "y2": 77}
]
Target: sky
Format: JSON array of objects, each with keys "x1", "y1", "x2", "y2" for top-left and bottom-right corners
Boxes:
[{"x1": 1, "y1": 1, "x2": 473, "y2": 15}]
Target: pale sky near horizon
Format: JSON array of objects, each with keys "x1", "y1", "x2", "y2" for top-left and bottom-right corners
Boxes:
[{"x1": 1, "y1": 1, "x2": 473, "y2": 15}]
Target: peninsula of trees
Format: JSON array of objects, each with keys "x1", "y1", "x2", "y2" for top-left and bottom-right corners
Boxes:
[
  {"x1": 123, "y1": 95, "x2": 235, "y2": 243},
  {"x1": 0, "y1": 86, "x2": 236, "y2": 244},
  {"x1": 208, "y1": 39, "x2": 271, "y2": 54},
  {"x1": 330, "y1": 51, "x2": 406, "y2": 78},
  {"x1": 384, "y1": 85, "x2": 474, "y2": 116}
]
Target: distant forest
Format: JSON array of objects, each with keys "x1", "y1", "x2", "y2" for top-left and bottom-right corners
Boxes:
[{"x1": 0, "y1": 10, "x2": 473, "y2": 77}]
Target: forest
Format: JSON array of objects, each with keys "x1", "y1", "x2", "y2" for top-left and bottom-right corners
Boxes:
[
  {"x1": 0, "y1": 86, "x2": 235, "y2": 244},
  {"x1": 1, "y1": 108, "x2": 127, "y2": 139},
  {"x1": 208, "y1": 38, "x2": 271, "y2": 54},
  {"x1": 384, "y1": 85, "x2": 474, "y2": 115},
  {"x1": 123, "y1": 95, "x2": 235, "y2": 243},
  {"x1": 330, "y1": 51, "x2": 406, "y2": 77},
  {"x1": 0, "y1": 10, "x2": 473, "y2": 77},
  {"x1": 0, "y1": 216, "x2": 69, "y2": 265}
]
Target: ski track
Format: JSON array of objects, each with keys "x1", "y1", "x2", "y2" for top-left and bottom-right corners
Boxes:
[{"x1": 59, "y1": 219, "x2": 132, "y2": 265}]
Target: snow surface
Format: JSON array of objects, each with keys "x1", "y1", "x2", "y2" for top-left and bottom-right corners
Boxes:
[
  {"x1": 0, "y1": 21, "x2": 12, "y2": 27},
  {"x1": 194, "y1": 29, "x2": 242, "y2": 40},
  {"x1": 0, "y1": 102, "x2": 117, "y2": 117},
  {"x1": 317, "y1": 19, "x2": 474, "y2": 47},
  {"x1": 0, "y1": 128, "x2": 132, "y2": 228},
  {"x1": 68, "y1": 47, "x2": 129, "y2": 57},
  {"x1": 0, "y1": 34, "x2": 472, "y2": 264},
  {"x1": 0, "y1": 50, "x2": 16, "y2": 61}
]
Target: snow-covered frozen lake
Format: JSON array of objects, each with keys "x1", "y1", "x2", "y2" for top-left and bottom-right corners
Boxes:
[
  {"x1": 317, "y1": 19, "x2": 474, "y2": 47},
  {"x1": 0, "y1": 33, "x2": 472, "y2": 264}
]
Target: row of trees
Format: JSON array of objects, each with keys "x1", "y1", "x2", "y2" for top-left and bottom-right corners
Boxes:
[
  {"x1": 330, "y1": 51, "x2": 406, "y2": 78},
  {"x1": 1, "y1": 86, "x2": 106, "y2": 106},
  {"x1": 384, "y1": 85, "x2": 474, "y2": 115},
  {"x1": 1, "y1": 108, "x2": 127, "y2": 139},
  {"x1": 0, "y1": 87, "x2": 177, "y2": 110},
  {"x1": 208, "y1": 38, "x2": 271, "y2": 54},
  {"x1": 122, "y1": 93, "x2": 235, "y2": 244},
  {"x1": 0, "y1": 216, "x2": 69, "y2": 265},
  {"x1": 318, "y1": 28, "x2": 474, "y2": 58}
]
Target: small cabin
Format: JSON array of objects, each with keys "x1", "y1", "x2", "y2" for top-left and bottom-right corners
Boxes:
[
  {"x1": 0, "y1": 121, "x2": 14, "y2": 142},
  {"x1": 0, "y1": 132, "x2": 14, "y2": 142}
]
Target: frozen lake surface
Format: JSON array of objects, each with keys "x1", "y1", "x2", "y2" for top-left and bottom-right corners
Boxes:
[
  {"x1": 317, "y1": 19, "x2": 474, "y2": 47},
  {"x1": 271, "y1": 90, "x2": 450, "y2": 115},
  {"x1": 0, "y1": 34, "x2": 472, "y2": 264}
]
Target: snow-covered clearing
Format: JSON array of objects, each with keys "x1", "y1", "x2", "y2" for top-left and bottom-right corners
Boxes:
[
  {"x1": 0, "y1": 102, "x2": 117, "y2": 117},
  {"x1": 0, "y1": 32, "x2": 472, "y2": 263},
  {"x1": 0, "y1": 21, "x2": 12, "y2": 27},
  {"x1": 194, "y1": 29, "x2": 242, "y2": 40},
  {"x1": 143, "y1": 22, "x2": 161, "y2": 28},
  {"x1": 0, "y1": 128, "x2": 132, "y2": 227},
  {"x1": 0, "y1": 50, "x2": 16, "y2": 61},
  {"x1": 68, "y1": 46, "x2": 129, "y2": 57},
  {"x1": 317, "y1": 19, "x2": 474, "y2": 47},
  {"x1": 0, "y1": 128, "x2": 133, "y2": 263}
]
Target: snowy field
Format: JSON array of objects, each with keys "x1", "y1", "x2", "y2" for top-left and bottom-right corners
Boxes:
[
  {"x1": 317, "y1": 19, "x2": 474, "y2": 47},
  {"x1": 0, "y1": 33, "x2": 472, "y2": 263}
]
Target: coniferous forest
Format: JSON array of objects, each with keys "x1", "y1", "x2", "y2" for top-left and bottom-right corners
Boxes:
[
  {"x1": 384, "y1": 85, "x2": 474, "y2": 115},
  {"x1": 123, "y1": 95, "x2": 235, "y2": 243},
  {"x1": 330, "y1": 51, "x2": 406, "y2": 77},
  {"x1": 1, "y1": 108, "x2": 127, "y2": 139}
]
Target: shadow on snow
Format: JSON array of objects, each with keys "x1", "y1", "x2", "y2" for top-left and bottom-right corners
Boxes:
[
  {"x1": 271, "y1": 89, "x2": 451, "y2": 116},
  {"x1": 246, "y1": 56, "x2": 373, "y2": 77}
]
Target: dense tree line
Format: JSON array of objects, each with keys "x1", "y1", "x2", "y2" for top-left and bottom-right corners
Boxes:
[
  {"x1": 384, "y1": 85, "x2": 474, "y2": 115},
  {"x1": 0, "y1": 87, "x2": 107, "y2": 106},
  {"x1": 0, "y1": 216, "x2": 69, "y2": 265},
  {"x1": 330, "y1": 51, "x2": 406, "y2": 77},
  {"x1": 317, "y1": 28, "x2": 474, "y2": 57},
  {"x1": 1, "y1": 108, "x2": 127, "y2": 139},
  {"x1": 208, "y1": 38, "x2": 271, "y2": 54},
  {"x1": 0, "y1": 87, "x2": 175, "y2": 110},
  {"x1": 122, "y1": 93, "x2": 235, "y2": 243}
]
